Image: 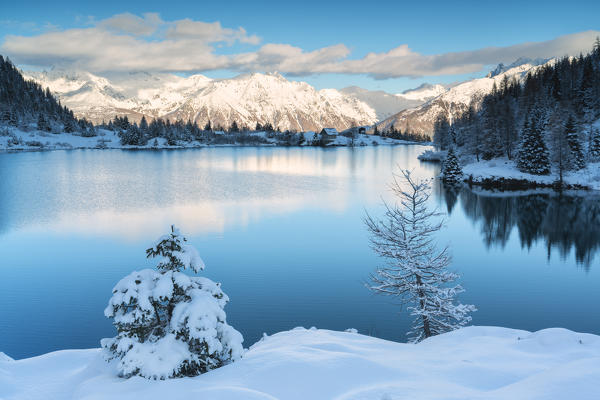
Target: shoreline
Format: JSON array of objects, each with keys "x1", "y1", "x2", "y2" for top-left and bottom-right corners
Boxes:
[
  {"x1": 419, "y1": 152, "x2": 600, "y2": 191},
  {"x1": 0, "y1": 126, "x2": 426, "y2": 153},
  {"x1": 0, "y1": 140, "x2": 422, "y2": 153},
  {"x1": 461, "y1": 159, "x2": 600, "y2": 191},
  {"x1": 463, "y1": 175, "x2": 592, "y2": 191}
]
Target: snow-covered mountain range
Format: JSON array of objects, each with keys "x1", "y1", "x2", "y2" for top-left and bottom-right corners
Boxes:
[
  {"x1": 376, "y1": 59, "x2": 553, "y2": 135},
  {"x1": 23, "y1": 57, "x2": 552, "y2": 134},
  {"x1": 23, "y1": 70, "x2": 416, "y2": 132},
  {"x1": 23, "y1": 69, "x2": 451, "y2": 132}
]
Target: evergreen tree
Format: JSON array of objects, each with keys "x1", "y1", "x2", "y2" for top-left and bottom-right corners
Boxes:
[
  {"x1": 63, "y1": 118, "x2": 76, "y2": 133},
  {"x1": 441, "y1": 147, "x2": 463, "y2": 184},
  {"x1": 516, "y1": 115, "x2": 550, "y2": 175},
  {"x1": 480, "y1": 94, "x2": 503, "y2": 160},
  {"x1": 589, "y1": 127, "x2": 600, "y2": 161},
  {"x1": 365, "y1": 170, "x2": 475, "y2": 343},
  {"x1": 297, "y1": 132, "x2": 305, "y2": 146},
  {"x1": 204, "y1": 120, "x2": 212, "y2": 132},
  {"x1": 565, "y1": 115, "x2": 585, "y2": 170},
  {"x1": 263, "y1": 122, "x2": 274, "y2": 132},
  {"x1": 139, "y1": 116, "x2": 149, "y2": 134},
  {"x1": 37, "y1": 114, "x2": 50, "y2": 132},
  {"x1": 102, "y1": 226, "x2": 243, "y2": 379},
  {"x1": 433, "y1": 114, "x2": 451, "y2": 150},
  {"x1": 448, "y1": 124, "x2": 457, "y2": 146}
]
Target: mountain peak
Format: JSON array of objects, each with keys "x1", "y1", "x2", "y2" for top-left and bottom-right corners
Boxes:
[{"x1": 486, "y1": 57, "x2": 551, "y2": 78}]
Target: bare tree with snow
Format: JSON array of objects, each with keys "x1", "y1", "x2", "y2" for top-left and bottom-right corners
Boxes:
[{"x1": 365, "y1": 170, "x2": 475, "y2": 343}]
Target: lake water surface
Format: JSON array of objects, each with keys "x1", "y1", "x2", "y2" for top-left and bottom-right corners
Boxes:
[{"x1": 1, "y1": 145, "x2": 599, "y2": 359}]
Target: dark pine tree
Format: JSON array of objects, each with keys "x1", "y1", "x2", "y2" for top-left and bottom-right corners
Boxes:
[
  {"x1": 565, "y1": 115, "x2": 585, "y2": 170},
  {"x1": 589, "y1": 127, "x2": 600, "y2": 161},
  {"x1": 37, "y1": 113, "x2": 50, "y2": 132},
  {"x1": 516, "y1": 115, "x2": 550, "y2": 175}
]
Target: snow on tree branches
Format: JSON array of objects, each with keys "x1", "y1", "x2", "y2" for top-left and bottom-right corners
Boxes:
[
  {"x1": 441, "y1": 147, "x2": 463, "y2": 184},
  {"x1": 365, "y1": 170, "x2": 476, "y2": 343},
  {"x1": 101, "y1": 225, "x2": 243, "y2": 379},
  {"x1": 516, "y1": 112, "x2": 550, "y2": 175}
]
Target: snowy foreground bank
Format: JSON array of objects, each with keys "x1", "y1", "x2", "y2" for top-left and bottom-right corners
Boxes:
[
  {"x1": 0, "y1": 126, "x2": 409, "y2": 152},
  {"x1": 2, "y1": 326, "x2": 599, "y2": 400}
]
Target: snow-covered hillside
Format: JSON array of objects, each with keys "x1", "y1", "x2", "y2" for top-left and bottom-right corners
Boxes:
[
  {"x1": 24, "y1": 70, "x2": 381, "y2": 132},
  {"x1": 377, "y1": 59, "x2": 556, "y2": 136},
  {"x1": 1, "y1": 326, "x2": 599, "y2": 400}
]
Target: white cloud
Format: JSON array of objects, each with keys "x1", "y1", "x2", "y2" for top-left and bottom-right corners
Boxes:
[
  {"x1": 319, "y1": 31, "x2": 600, "y2": 78},
  {"x1": 231, "y1": 43, "x2": 351, "y2": 74},
  {"x1": 166, "y1": 20, "x2": 260, "y2": 45},
  {"x1": 97, "y1": 12, "x2": 163, "y2": 36},
  {"x1": 1, "y1": 13, "x2": 598, "y2": 79}
]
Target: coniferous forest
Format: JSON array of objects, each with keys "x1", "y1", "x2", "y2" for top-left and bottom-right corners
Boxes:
[
  {"x1": 433, "y1": 40, "x2": 600, "y2": 181},
  {"x1": 0, "y1": 56, "x2": 93, "y2": 135}
]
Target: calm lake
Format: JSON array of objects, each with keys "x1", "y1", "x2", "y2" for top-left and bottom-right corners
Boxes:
[{"x1": 1, "y1": 145, "x2": 599, "y2": 359}]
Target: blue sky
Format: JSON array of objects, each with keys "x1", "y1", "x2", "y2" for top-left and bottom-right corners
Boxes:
[{"x1": 1, "y1": 0, "x2": 599, "y2": 92}]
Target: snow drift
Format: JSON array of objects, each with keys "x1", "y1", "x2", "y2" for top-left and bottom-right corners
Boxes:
[{"x1": 1, "y1": 326, "x2": 599, "y2": 400}]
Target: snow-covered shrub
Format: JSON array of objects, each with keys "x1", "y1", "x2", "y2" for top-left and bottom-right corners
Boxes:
[{"x1": 101, "y1": 226, "x2": 243, "y2": 379}]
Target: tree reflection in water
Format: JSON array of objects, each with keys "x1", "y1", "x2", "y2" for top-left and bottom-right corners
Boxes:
[{"x1": 438, "y1": 183, "x2": 600, "y2": 267}]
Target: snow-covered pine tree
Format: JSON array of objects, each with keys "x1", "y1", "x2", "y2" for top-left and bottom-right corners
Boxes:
[
  {"x1": 516, "y1": 115, "x2": 550, "y2": 175},
  {"x1": 37, "y1": 114, "x2": 50, "y2": 132},
  {"x1": 364, "y1": 170, "x2": 476, "y2": 343},
  {"x1": 101, "y1": 226, "x2": 243, "y2": 379},
  {"x1": 63, "y1": 117, "x2": 77, "y2": 133},
  {"x1": 565, "y1": 115, "x2": 586, "y2": 170},
  {"x1": 589, "y1": 127, "x2": 600, "y2": 161},
  {"x1": 441, "y1": 147, "x2": 463, "y2": 184}
]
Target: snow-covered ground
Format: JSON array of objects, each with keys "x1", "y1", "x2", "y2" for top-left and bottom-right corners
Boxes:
[
  {"x1": 0, "y1": 125, "x2": 409, "y2": 152},
  {"x1": 463, "y1": 158, "x2": 600, "y2": 190},
  {"x1": 1, "y1": 326, "x2": 598, "y2": 400}
]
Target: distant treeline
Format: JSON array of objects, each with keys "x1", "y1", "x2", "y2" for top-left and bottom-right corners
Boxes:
[
  {"x1": 373, "y1": 124, "x2": 430, "y2": 142},
  {"x1": 0, "y1": 56, "x2": 94, "y2": 135},
  {"x1": 433, "y1": 39, "x2": 600, "y2": 179},
  {"x1": 98, "y1": 116, "x2": 290, "y2": 145}
]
